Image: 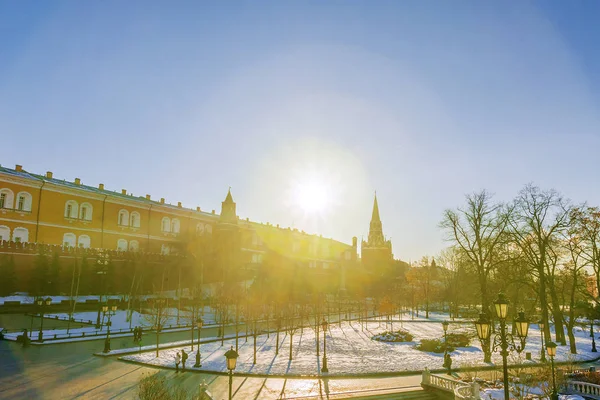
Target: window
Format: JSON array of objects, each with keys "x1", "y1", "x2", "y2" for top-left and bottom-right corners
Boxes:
[
  {"x1": 161, "y1": 217, "x2": 171, "y2": 232},
  {"x1": 63, "y1": 233, "x2": 76, "y2": 248},
  {"x1": 78, "y1": 235, "x2": 91, "y2": 249},
  {"x1": 205, "y1": 224, "x2": 212, "y2": 234},
  {"x1": 309, "y1": 261, "x2": 316, "y2": 269},
  {"x1": 321, "y1": 244, "x2": 330, "y2": 257},
  {"x1": 118, "y1": 210, "x2": 129, "y2": 226},
  {"x1": 322, "y1": 262, "x2": 329, "y2": 269},
  {"x1": 117, "y1": 239, "x2": 128, "y2": 251},
  {"x1": 252, "y1": 254, "x2": 259, "y2": 263},
  {"x1": 345, "y1": 251, "x2": 352, "y2": 260},
  {"x1": 130, "y1": 211, "x2": 141, "y2": 228},
  {"x1": 15, "y1": 192, "x2": 32, "y2": 212},
  {"x1": 129, "y1": 240, "x2": 139, "y2": 252},
  {"x1": 0, "y1": 189, "x2": 14, "y2": 209},
  {"x1": 0, "y1": 226, "x2": 10, "y2": 242},
  {"x1": 161, "y1": 244, "x2": 170, "y2": 255},
  {"x1": 292, "y1": 241, "x2": 300, "y2": 253},
  {"x1": 79, "y1": 202, "x2": 93, "y2": 221},
  {"x1": 196, "y1": 223, "x2": 204, "y2": 236},
  {"x1": 64, "y1": 200, "x2": 78, "y2": 218},
  {"x1": 172, "y1": 218, "x2": 180, "y2": 234},
  {"x1": 12, "y1": 227, "x2": 28, "y2": 243},
  {"x1": 252, "y1": 233, "x2": 258, "y2": 246},
  {"x1": 309, "y1": 243, "x2": 317, "y2": 256}
]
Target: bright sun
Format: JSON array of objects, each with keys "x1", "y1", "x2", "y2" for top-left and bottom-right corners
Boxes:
[{"x1": 292, "y1": 179, "x2": 332, "y2": 215}]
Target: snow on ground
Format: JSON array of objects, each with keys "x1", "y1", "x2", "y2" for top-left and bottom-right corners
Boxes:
[
  {"x1": 2, "y1": 307, "x2": 217, "y2": 341},
  {"x1": 122, "y1": 320, "x2": 600, "y2": 376}
]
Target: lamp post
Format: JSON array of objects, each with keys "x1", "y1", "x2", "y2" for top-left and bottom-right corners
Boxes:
[
  {"x1": 194, "y1": 318, "x2": 203, "y2": 367},
  {"x1": 442, "y1": 320, "x2": 450, "y2": 373},
  {"x1": 474, "y1": 293, "x2": 530, "y2": 400},
  {"x1": 591, "y1": 316, "x2": 597, "y2": 353},
  {"x1": 224, "y1": 346, "x2": 239, "y2": 400},
  {"x1": 103, "y1": 303, "x2": 117, "y2": 353},
  {"x1": 538, "y1": 319, "x2": 546, "y2": 362},
  {"x1": 547, "y1": 341, "x2": 559, "y2": 400},
  {"x1": 321, "y1": 319, "x2": 329, "y2": 373},
  {"x1": 442, "y1": 320, "x2": 449, "y2": 349},
  {"x1": 37, "y1": 297, "x2": 52, "y2": 342},
  {"x1": 96, "y1": 251, "x2": 109, "y2": 328}
]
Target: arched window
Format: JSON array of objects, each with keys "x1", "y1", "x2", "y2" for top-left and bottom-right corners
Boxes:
[
  {"x1": 79, "y1": 202, "x2": 93, "y2": 221},
  {"x1": 117, "y1": 239, "x2": 128, "y2": 251},
  {"x1": 78, "y1": 235, "x2": 91, "y2": 249},
  {"x1": 13, "y1": 227, "x2": 29, "y2": 243},
  {"x1": 171, "y1": 218, "x2": 180, "y2": 233},
  {"x1": 118, "y1": 209, "x2": 129, "y2": 226},
  {"x1": 15, "y1": 191, "x2": 32, "y2": 212},
  {"x1": 130, "y1": 211, "x2": 141, "y2": 228},
  {"x1": 63, "y1": 233, "x2": 76, "y2": 248},
  {"x1": 0, "y1": 226, "x2": 10, "y2": 242},
  {"x1": 161, "y1": 217, "x2": 171, "y2": 233},
  {"x1": 196, "y1": 223, "x2": 204, "y2": 236},
  {"x1": 161, "y1": 244, "x2": 170, "y2": 255},
  {"x1": 0, "y1": 188, "x2": 14, "y2": 209},
  {"x1": 64, "y1": 200, "x2": 78, "y2": 219},
  {"x1": 129, "y1": 240, "x2": 139, "y2": 252},
  {"x1": 205, "y1": 224, "x2": 212, "y2": 234}
]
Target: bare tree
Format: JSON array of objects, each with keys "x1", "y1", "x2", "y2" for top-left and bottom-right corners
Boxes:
[
  {"x1": 142, "y1": 298, "x2": 170, "y2": 356},
  {"x1": 440, "y1": 190, "x2": 510, "y2": 361},
  {"x1": 509, "y1": 184, "x2": 571, "y2": 345}
]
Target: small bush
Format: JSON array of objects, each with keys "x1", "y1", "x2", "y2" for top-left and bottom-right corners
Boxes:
[
  {"x1": 138, "y1": 373, "x2": 189, "y2": 400},
  {"x1": 446, "y1": 333, "x2": 471, "y2": 348},
  {"x1": 416, "y1": 333, "x2": 471, "y2": 353},
  {"x1": 416, "y1": 338, "x2": 449, "y2": 353},
  {"x1": 372, "y1": 329, "x2": 414, "y2": 343}
]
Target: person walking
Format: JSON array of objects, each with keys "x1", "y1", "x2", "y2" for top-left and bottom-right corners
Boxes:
[
  {"x1": 174, "y1": 351, "x2": 181, "y2": 373},
  {"x1": 181, "y1": 349, "x2": 188, "y2": 371}
]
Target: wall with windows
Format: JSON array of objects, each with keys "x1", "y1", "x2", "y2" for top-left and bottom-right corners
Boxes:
[{"x1": 0, "y1": 167, "x2": 355, "y2": 269}]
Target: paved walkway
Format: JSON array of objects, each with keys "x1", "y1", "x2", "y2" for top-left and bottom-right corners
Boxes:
[{"x1": 0, "y1": 313, "x2": 425, "y2": 400}]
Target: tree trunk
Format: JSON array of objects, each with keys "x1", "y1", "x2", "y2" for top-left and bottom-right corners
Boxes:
[
  {"x1": 567, "y1": 267, "x2": 578, "y2": 354},
  {"x1": 547, "y1": 277, "x2": 566, "y2": 345}
]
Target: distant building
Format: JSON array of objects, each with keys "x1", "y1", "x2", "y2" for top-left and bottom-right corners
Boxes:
[
  {"x1": 0, "y1": 164, "x2": 357, "y2": 290},
  {"x1": 361, "y1": 193, "x2": 393, "y2": 272}
]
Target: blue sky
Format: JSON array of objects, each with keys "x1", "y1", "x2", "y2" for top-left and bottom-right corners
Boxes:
[{"x1": 1, "y1": 1, "x2": 600, "y2": 261}]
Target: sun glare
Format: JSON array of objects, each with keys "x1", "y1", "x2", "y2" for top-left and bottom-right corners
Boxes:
[{"x1": 292, "y1": 179, "x2": 332, "y2": 215}]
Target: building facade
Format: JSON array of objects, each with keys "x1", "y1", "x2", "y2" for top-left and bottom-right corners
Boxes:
[{"x1": 0, "y1": 164, "x2": 358, "y2": 288}]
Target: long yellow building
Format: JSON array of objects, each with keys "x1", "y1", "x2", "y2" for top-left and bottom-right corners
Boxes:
[{"x1": 0, "y1": 164, "x2": 357, "y2": 275}]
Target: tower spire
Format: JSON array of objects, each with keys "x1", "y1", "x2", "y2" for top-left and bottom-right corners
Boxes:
[
  {"x1": 367, "y1": 191, "x2": 384, "y2": 245},
  {"x1": 220, "y1": 187, "x2": 237, "y2": 222},
  {"x1": 371, "y1": 191, "x2": 381, "y2": 222}
]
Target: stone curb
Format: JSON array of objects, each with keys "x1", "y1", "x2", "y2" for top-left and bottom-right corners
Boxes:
[{"x1": 114, "y1": 352, "x2": 600, "y2": 379}]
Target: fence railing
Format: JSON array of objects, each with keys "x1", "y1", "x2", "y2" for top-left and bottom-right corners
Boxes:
[
  {"x1": 565, "y1": 381, "x2": 600, "y2": 399},
  {"x1": 422, "y1": 369, "x2": 480, "y2": 400}
]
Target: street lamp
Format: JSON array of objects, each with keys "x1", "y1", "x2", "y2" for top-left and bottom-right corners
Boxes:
[
  {"x1": 194, "y1": 318, "x2": 203, "y2": 367},
  {"x1": 538, "y1": 319, "x2": 547, "y2": 362},
  {"x1": 321, "y1": 319, "x2": 329, "y2": 373},
  {"x1": 224, "y1": 346, "x2": 239, "y2": 400},
  {"x1": 547, "y1": 341, "x2": 559, "y2": 400},
  {"x1": 37, "y1": 297, "x2": 52, "y2": 342},
  {"x1": 442, "y1": 320, "x2": 450, "y2": 373},
  {"x1": 474, "y1": 293, "x2": 530, "y2": 400},
  {"x1": 103, "y1": 303, "x2": 117, "y2": 353},
  {"x1": 590, "y1": 311, "x2": 597, "y2": 353},
  {"x1": 96, "y1": 251, "x2": 109, "y2": 328}
]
